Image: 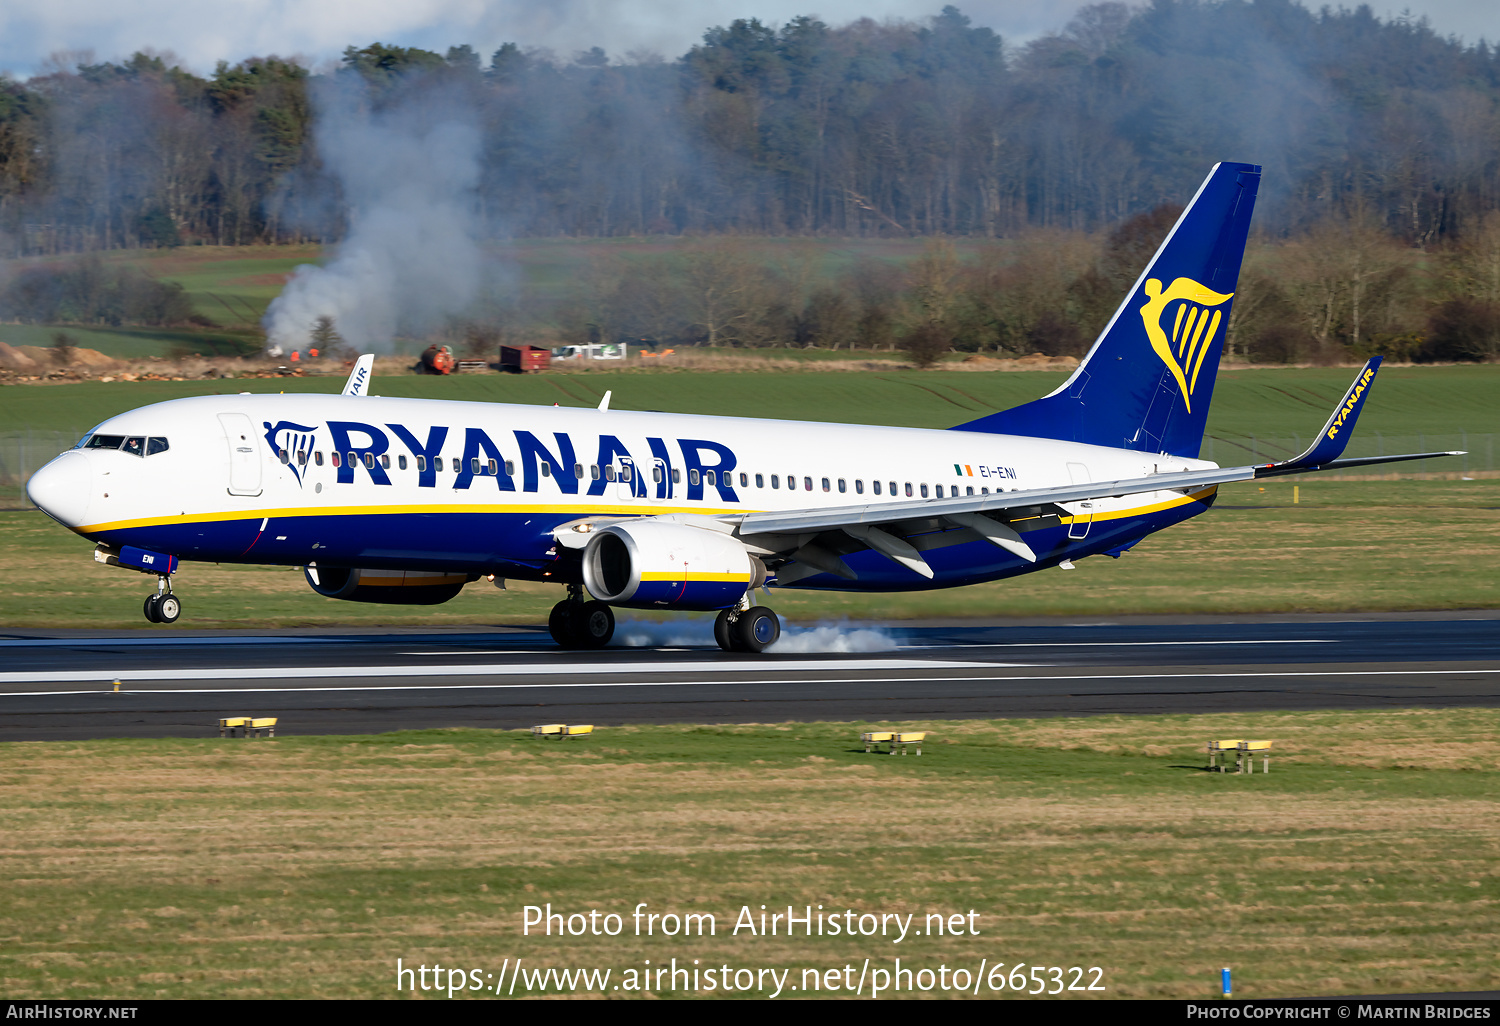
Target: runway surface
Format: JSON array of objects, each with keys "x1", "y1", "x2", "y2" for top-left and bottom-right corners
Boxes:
[{"x1": 2, "y1": 611, "x2": 1497, "y2": 741}]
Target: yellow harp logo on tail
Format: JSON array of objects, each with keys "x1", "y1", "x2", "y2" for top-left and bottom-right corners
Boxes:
[{"x1": 1138, "y1": 277, "x2": 1234, "y2": 413}]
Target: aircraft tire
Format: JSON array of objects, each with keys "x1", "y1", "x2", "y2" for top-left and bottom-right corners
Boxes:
[
  {"x1": 143, "y1": 595, "x2": 160, "y2": 623},
  {"x1": 574, "y1": 601, "x2": 615, "y2": 649},
  {"x1": 733, "y1": 607, "x2": 780, "y2": 653},
  {"x1": 156, "y1": 595, "x2": 181, "y2": 624},
  {"x1": 713, "y1": 609, "x2": 738, "y2": 652},
  {"x1": 547, "y1": 601, "x2": 576, "y2": 647}
]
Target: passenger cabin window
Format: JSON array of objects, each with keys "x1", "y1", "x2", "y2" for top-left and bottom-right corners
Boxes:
[
  {"x1": 590, "y1": 464, "x2": 601, "y2": 480},
  {"x1": 541, "y1": 462, "x2": 551, "y2": 478},
  {"x1": 855, "y1": 480, "x2": 864, "y2": 495},
  {"x1": 487, "y1": 458, "x2": 498, "y2": 476},
  {"x1": 771, "y1": 475, "x2": 780, "y2": 489},
  {"x1": 415, "y1": 455, "x2": 424, "y2": 472},
  {"x1": 348, "y1": 452, "x2": 357, "y2": 469},
  {"x1": 364, "y1": 453, "x2": 375, "y2": 469},
  {"x1": 506, "y1": 460, "x2": 515, "y2": 477},
  {"x1": 604, "y1": 465, "x2": 616, "y2": 482},
  {"x1": 739, "y1": 472, "x2": 748, "y2": 487},
  {"x1": 705, "y1": 470, "x2": 715, "y2": 486},
  {"x1": 298, "y1": 450, "x2": 308, "y2": 466},
  {"x1": 838, "y1": 479, "x2": 846, "y2": 493},
  {"x1": 315, "y1": 451, "x2": 325, "y2": 467},
  {"x1": 966, "y1": 486, "x2": 974, "y2": 496},
  {"x1": 398, "y1": 454, "x2": 407, "y2": 470},
  {"x1": 920, "y1": 484, "x2": 929, "y2": 498},
  {"x1": 889, "y1": 481, "x2": 897, "y2": 496},
  {"x1": 451, "y1": 457, "x2": 461, "y2": 472},
  {"x1": 331, "y1": 452, "x2": 341, "y2": 468},
  {"x1": 905, "y1": 483, "x2": 913, "y2": 497},
  {"x1": 381, "y1": 454, "x2": 391, "y2": 470},
  {"x1": 672, "y1": 469, "x2": 680, "y2": 484},
  {"x1": 804, "y1": 476, "x2": 813, "y2": 491},
  {"x1": 652, "y1": 466, "x2": 662, "y2": 484},
  {"x1": 873, "y1": 481, "x2": 881, "y2": 495},
  {"x1": 821, "y1": 477, "x2": 830, "y2": 492},
  {"x1": 574, "y1": 463, "x2": 584, "y2": 479},
  {"x1": 689, "y1": 469, "x2": 701, "y2": 486},
  {"x1": 755, "y1": 474, "x2": 764, "y2": 488},
  {"x1": 620, "y1": 465, "x2": 631, "y2": 482},
  {"x1": 278, "y1": 449, "x2": 289, "y2": 464}
]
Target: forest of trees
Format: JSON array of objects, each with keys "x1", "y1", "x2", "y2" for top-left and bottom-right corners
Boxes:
[{"x1": 1, "y1": 0, "x2": 1499, "y2": 362}]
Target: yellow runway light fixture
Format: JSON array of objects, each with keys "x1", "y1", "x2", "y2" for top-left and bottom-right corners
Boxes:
[
  {"x1": 1238, "y1": 740, "x2": 1272, "y2": 774},
  {"x1": 1206, "y1": 739, "x2": 1242, "y2": 772}
]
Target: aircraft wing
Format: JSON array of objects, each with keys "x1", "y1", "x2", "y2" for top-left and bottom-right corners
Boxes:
[
  {"x1": 729, "y1": 357, "x2": 1461, "y2": 581},
  {"x1": 733, "y1": 465, "x2": 1250, "y2": 538}
]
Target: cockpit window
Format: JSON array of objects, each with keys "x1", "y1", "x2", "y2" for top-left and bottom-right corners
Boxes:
[{"x1": 82, "y1": 434, "x2": 168, "y2": 456}]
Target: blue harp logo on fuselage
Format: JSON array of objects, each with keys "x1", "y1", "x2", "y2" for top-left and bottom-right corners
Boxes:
[
  {"x1": 1138, "y1": 277, "x2": 1234, "y2": 413},
  {"x1": 263, "y1": 420, "x2": 318, "y2": 486}
]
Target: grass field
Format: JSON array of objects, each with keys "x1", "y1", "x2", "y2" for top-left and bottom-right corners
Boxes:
[
  {"x1": 1, "y1": 239, "x2": 989, "y2": 359},
  {"x1": 1, "y1": 477, "x2": 1495, "y2": 629},
  {"x1": 0, "y1": 710, "x2": 1494, "y2": 999},
  {"x1": 3, "y1": 364, "x2": 1497, "y2": 440}
]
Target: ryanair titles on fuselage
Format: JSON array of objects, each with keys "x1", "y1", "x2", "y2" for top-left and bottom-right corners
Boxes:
[{"x1": 266, "y1": 417, "x2": 740, "y2": 502}]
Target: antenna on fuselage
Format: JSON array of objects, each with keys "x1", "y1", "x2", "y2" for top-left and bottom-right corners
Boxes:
[
  {"x1": 341, "y1": 354, "x2": 374, "y2": 397},
  {"x1": 597, "y1": 390, "x2": 611, "y2": 412}
]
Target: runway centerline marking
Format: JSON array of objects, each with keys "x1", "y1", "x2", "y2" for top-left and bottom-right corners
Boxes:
[
  {"x1": 910, "y1": 639, "x2": 1338, "y2": 649},
  {"x1": 0, "y1": 657, "x2": 996, "y2": 686},
  {"x1": 2, "y1": 667, "x2": 1495, "y2": 698}
]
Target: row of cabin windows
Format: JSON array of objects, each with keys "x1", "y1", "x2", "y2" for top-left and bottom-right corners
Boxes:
[
  {"x1": 276, "y1": 448, "x2": 994, "y2": 498},
  {"x1": 742, "y1": 474, "x2": 987, "y2": 498}
]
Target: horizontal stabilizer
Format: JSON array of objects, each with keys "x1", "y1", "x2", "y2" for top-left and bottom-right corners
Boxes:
[{"x1": 1255, "y1": 451, "x2": 1464, "y2": 479}]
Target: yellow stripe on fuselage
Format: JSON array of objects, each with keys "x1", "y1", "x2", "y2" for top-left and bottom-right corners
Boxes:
[
  {"x1": 1055, "y1": 486, "x2": 1217, "y2": 524},
  {"x1": 76, "y1": 502, "x2": 733, "y2": 534},
  {"x1": 77, "y1": 486, "x2": 1217, "y2": 536}
]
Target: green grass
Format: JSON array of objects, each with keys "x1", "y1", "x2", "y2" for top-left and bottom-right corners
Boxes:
[
  {"x1": 1, "y1": 711, "x2": 1494, "y2": 998},
  {"x1": 1, "y1": 477, "x2": 1495, "y2": 628},
  {"x1": 4, "y1": 365, "x2": 1499, "y2": 439}
]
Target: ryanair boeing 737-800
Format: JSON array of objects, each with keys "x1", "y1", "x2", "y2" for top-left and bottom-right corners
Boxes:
[{"x1": 23, "y1": 163, "x2": 1460, "y2": 651}]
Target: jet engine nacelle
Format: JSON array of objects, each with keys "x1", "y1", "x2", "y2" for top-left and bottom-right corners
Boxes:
[
  {"x1": 303, "y1": 566, "x2": 472, "y2": 605},
  {"x1": 581, "y1": 521, "x2": 764, "y2": 610}
]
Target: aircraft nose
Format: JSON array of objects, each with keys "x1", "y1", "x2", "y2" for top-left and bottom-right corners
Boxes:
[{"x1": 27, "y1": 451, "x2": 92, "y2": 527}]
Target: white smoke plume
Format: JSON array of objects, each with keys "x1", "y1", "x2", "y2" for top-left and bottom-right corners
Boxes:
[
  {"x1": 611, "y1": 617, "x2": 900, "y2": 653},
  {"x1": 262, "y1": 76, "x2": 484, "y2": 354}
]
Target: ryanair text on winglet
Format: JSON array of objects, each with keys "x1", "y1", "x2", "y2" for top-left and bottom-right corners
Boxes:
[{"x1": 1326, "y1": 367, "x2": 1376, "y2": 440}]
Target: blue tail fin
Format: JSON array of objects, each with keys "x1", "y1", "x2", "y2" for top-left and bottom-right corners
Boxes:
[{"x1": 953, "y1": 161, "x2": 1261, "y2": 458}]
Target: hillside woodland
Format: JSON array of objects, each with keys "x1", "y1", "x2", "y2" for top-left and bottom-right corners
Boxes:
[{"x1": 1, "y1": 1, "x2": 1498, "y2": 363}]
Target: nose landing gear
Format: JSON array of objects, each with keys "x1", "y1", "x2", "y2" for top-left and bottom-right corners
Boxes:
[{"x1": 143, "y1": 576, "x2": 181, "y2": 624}]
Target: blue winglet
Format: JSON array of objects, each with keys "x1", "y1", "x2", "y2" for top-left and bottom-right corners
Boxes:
[{"x1": 1267, "y1": 357, "x2": 1382, "y2": 471}]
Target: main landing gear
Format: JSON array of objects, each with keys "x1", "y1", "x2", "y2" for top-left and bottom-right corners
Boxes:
[
  {"x1": 142, "y1": 576, "x2": 181, "y2": 624},
  {"x1": 548, "y1": 586, "x2": 615, "y2": 649},
  {"x1": 715, "y1": 601, "x2": 781, "y2": 653}
]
